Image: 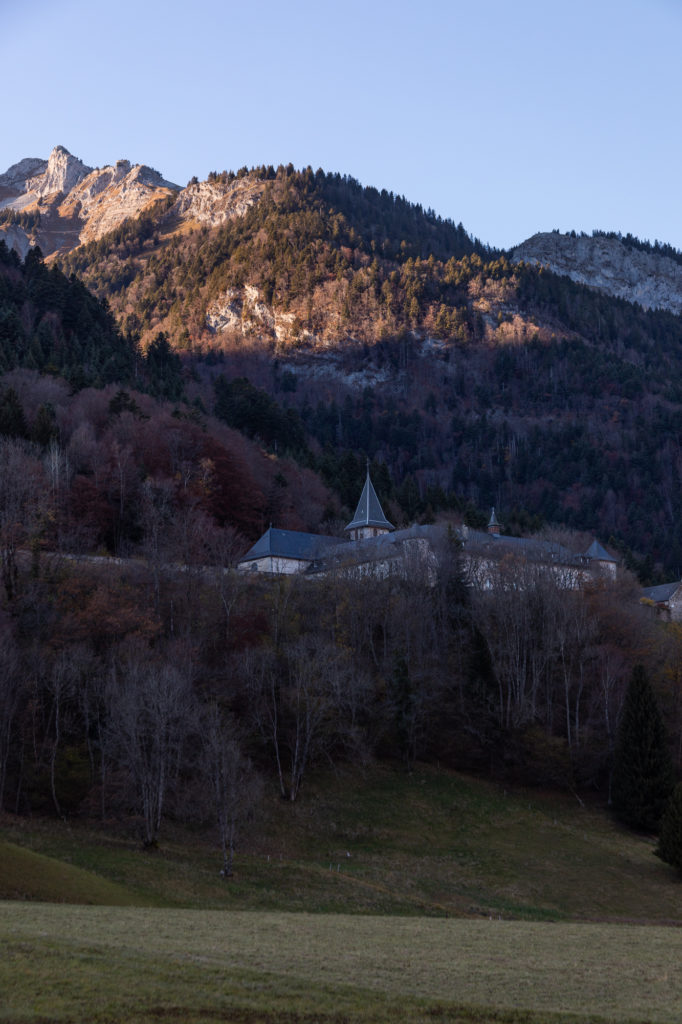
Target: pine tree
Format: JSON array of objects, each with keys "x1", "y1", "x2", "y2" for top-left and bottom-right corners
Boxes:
[
  {"x1": 611, "y1": 665, "x2": 674, "y2": 832},
  {"x1": 0, "y1": 387, "x2": 28, "y2": 439},
  {"x1": 657, "y1": 783, "x2": 682, "y2": 874}
]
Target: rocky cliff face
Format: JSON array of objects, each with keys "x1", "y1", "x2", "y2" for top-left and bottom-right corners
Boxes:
[
  {"x1": 0, "y1": 145, "x2": 180, "y2": 258},
  {"x1": 0, "y1": 156, "x2": 49, "y2": 191},
  {"x1": 0, "y1": 146, "x2": 268, "y2": 261},
  {"x1": 512, "y1": 232, "x2": 682, "y2": 315},
  {"x1": 206, "y1": 284, "x2": 299, "y2": 343},
  {"x1": 25, "y1": 145, "x2": 92, "y2": 197},
  {"x1": 63, "y1": 161, "x2": 180, "y2": 244},
  {"x1": 174, "y1": 176, "x2": 265, "y2": 227}
]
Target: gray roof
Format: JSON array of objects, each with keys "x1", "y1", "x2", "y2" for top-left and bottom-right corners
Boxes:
[
  {"x1": 239, "y1": 527, "x2": 344, "y2": 564},
  {"x1": 308, "y1": 523, "x2": 439, "y2": 573},
  {"x1": 641, "y1": 581, "x2": 682, "y2": 603},
  {"x1": 345, "y1": 470, "x2": 393, "y2": 533},
  {"x1": 462, "y1": 528, "x2": 579, "y2": 565},
  {"x1": 463, "y1": 529, "x2": 618, "y2": 569},
  {"x1": 584, "y1": 540, "x2": 616, "y2": 562}
]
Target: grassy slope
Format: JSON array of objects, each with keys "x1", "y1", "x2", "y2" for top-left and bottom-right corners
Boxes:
[
  {"x1": 0, "y1": 840, "x2": 139, "y2": 906},
  {"x1": 2, "y1": 764, "x2": 681, "y2": 921}
]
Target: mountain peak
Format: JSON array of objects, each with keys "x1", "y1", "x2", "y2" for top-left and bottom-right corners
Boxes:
[
  {"x1": 0, "y1": 146, "x2": 180, "y2": 259},
  {"x1": 0, "y1": 156, "x2": 48, "y2": 190},
  {"x1": 26, "y1": 145, "x2": 93, "y2": 196}
]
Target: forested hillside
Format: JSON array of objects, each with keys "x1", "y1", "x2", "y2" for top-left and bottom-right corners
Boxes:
[
  {"x1": 2, "y1": 170, "x2": 682, "y2": 846},
  {"x1": 0, "y1": 237, "x2": 334, "y2": 558},
  {"x1": 0, "y1": 241, "x2": 136, "y2": 388},
  {"x1": 51, "y1": 164, "x2": 682, "y2": 578},
  {"x1": 0, "y1": 240, "x2": 183, "y2": 397},
  {"x1": 6, "y1": 160, "x2": 682, "y2": 575}
]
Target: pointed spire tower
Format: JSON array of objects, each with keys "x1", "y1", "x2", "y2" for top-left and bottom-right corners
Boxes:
[
  {"x1": 345, "y1": 463, "x2": 394, "y2": 542},
  {"x1": 487, "y1": 507, "x2": 501, "y2": 535}
]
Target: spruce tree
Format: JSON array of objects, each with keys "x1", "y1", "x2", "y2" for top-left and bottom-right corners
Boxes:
[
  {"x1": 611, "y1": 665, "x2": 674, "y2": 832},
  {"x1": 657, "y1": 783, "x2": 682, "y2": 874},
  {"x1": 0, "y1": 387, "x2": 28, "y2": 439}
]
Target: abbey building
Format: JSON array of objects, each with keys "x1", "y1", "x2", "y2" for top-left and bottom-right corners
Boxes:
[{"x1": 237, "y1": 468, "x2": 617, "y2": 586}]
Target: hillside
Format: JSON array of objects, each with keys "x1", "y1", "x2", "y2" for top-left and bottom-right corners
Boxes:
[
  {"x1": 4, "y1": 764, "x2": 681, "y2": 921},
  {"x1": 6, "y1": 150, "x2": 682, "y2": 574},
  {"x1": 55, "y1": 164, "x2": 682, "y2": 576},
  {"x1": 0, "y1": 239, "x2": 138, "y2": 388},
  {"x1": 57, "y1": 163, "x2": 486, "y2": 348}
]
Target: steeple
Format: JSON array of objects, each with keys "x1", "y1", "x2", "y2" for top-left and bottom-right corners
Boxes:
[
  {"x1": 487, "y1": 507, "x2": 501, "y2": 535},
  {"x1": 345, "y1": 463, "x2": 393, "y2": 541}
]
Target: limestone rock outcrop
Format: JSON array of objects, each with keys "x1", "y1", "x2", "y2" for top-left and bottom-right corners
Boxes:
[
  {"x1": 0, "y1": 157, "x2": 48, "y2": 191},
  {"x1": 25, "y1": 145, "x2": 92, "y2": 198},
  {"x1": 206, "y1": 285, "x2": 297, "y2": 343},
  {"x1": 62, "y1": 161, "x2": 179, "y2": 244},
  {"x1": 0, "y1": 145, "x2": 269, "y2": 261},
  {"x1": 512, "y1": 232, "x2": 682, "y2": 315},
  {"x1": 174, "y1": 176, "x2": 265, "y2": 227},
  {"x1": 0, "y1": 145, "x2": 180, "y2": 258}
]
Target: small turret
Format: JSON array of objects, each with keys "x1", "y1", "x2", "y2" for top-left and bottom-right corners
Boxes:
[
  {"x1": 584, "y1": 539, "x2": 617, "y2": 578},
  {"x1": 487, "y1": 507, "x2": 501, "y2": 535}
]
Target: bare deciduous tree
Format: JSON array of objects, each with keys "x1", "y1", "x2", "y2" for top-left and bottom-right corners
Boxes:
[
  {"x1": 243, "y1": 637, "x2": 368, "y2": 801},
  {"x1": 106, "y1": 649, "x2": 198, "y2": 846},
  {"x1": 0, "y1": 616, "x2": 21, "y2": 809},
  {"x1": 202, "y1": 704, "x2": 261, "y2": 877}
]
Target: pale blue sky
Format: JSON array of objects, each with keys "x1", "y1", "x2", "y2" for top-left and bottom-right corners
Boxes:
[{"x1": 4, "y1": 0, "x2": 681, "y2": 250}]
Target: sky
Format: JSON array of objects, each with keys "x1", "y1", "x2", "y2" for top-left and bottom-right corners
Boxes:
[{"x1": 3, "y1": 0, "x2": 681, "y2": 251}]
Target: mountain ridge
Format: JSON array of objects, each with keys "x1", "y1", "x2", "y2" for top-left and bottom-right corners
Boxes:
[
  {"x1": 6, "y1": 147, "x2": 682, "y2": 574},
  {"x1": 5, "y1": 146, "x2": 682, "y2": 321},
  {"x1": 0, "y1": 145, "x2": 179, "y2": 259}
]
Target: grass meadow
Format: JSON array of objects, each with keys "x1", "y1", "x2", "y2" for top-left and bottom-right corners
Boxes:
[
  {"x1": 3, "y1": 906, "x2": 682, "y2": 1023},
  {"x1": 3, "y1": 765, "x2": 682, "y2": 1022}
]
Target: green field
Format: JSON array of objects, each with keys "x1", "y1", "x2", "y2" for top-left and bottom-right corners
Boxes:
[
  {"x1": 3, "y1": 765, "x2": 682, "y2": 1023},
  {"x1": 3, "y1": 905, "x2": 682, "y2": 1023}
]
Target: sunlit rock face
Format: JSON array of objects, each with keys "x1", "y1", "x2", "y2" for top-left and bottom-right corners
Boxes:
[
  {"x1": 0, "y1": 156, "x2": 48, "y2": 191},
  {"x1": 206, "y1": 285, "x2": 298, "y2": 343},
  {"x1": 0, "y1": 146, "x2": 269, "y2": 262},
  {"x1": 0, "y1": 146, "x2": 180, "y2": 258},
  {"x1": 25, "y1": 145, "x2": 92, "y2": 197},
  {"x1": 512, "y1": 232, "x2": 682, "y2": 316},
  {"x1": 174, "y1": 176, "x2": 265, "y2": 227}
]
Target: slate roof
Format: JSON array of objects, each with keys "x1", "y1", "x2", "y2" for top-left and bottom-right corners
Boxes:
[
  {"x1": 309, "y1": 523, "x2": 438, "y2": 572},
  {"x1": 345, "y1": 470, "x2": 394, "y2": 533},
  {"x1": 641, "y1": 581, "x2": 682, "y2": 603},
  {"x1": 239, "y1": 527, "x2": 344, "y2": 564},
  {"x1": 462, "y1": 528, "x2": 579, "y2": 565},
  {"x1": 584, "y1": 540, "x2": 616, "y2": 562}
]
